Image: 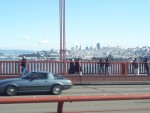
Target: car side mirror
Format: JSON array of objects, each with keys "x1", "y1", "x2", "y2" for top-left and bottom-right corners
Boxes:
[{"x1": 29, "y1": 76, "x2": 35, "y2": 81}]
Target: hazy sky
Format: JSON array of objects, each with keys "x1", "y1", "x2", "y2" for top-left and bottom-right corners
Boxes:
[{"x1": 0, "y1": 0, "x2": 150, "y2": 50}]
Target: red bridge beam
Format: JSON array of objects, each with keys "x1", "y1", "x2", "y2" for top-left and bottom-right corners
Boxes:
[{"x1": 0, "y1": 94, "x2": 150, "y2": 113}]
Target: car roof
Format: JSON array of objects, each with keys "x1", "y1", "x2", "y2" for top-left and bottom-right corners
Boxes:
[{"x1": 30, "y1": 71, "x2": 50, "y2": 74}]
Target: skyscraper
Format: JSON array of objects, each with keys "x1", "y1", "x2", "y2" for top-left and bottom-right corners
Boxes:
[{"x1": 96, "y1": 43, "x2": 100, "y2": 49}]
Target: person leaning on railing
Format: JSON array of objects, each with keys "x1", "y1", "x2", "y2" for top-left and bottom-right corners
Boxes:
[
  {"x1": 132, "y1": 58, "x2": 139, "y2": 75},
  {"x1": 21, "y1": 56, "x2": 28, "y2": 76},
  {"x1": 105, "y1": 57, "x2": 111, "y2": 75},
  {"x1": 75, "y1": 58, "x2": 82, "y2": 75},
  {"x1": 69, "y1": 59, "x2": 75, "y2": 74},
  {"x1": 98, "y1": 58, "x2": 105, "y2": 75},
  {"x1": 143, "y1": 58, "x2": 150, "y2": 75}
]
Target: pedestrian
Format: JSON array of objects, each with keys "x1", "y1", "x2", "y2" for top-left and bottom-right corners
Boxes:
[
  {"x1": 143, "y1": 58, "x2": 150, "y2": 75},
  {"x1": 69, "y1": 58, "x2": 75, "y2": 74},
  {"x1": 105, "y1": 57, "x2": 111, "y2": 75},
  {"x1": 75, "y1": 58, "x2": 82, "y2": 75},
  {"x1": 132, "y1": 58, "x2": 139, "y2": 75},
  {"x1": 98, "y1": 58, "x2": 105, "y2": 75},
  {"x1": 21, "y1": 56, "x2": 28, "y2": 76}
]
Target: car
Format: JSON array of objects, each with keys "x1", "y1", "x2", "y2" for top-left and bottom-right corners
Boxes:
[{"x1": 0, "y1": 71, "x2": 73, "y2": 96}]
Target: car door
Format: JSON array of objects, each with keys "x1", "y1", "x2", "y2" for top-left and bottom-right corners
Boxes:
[
  {"x1": 34, "y1": 72, "x2": 51, "y2": 91},
  {"x1": 18, "y1": 72, "x2": 52, "y2": 92},
  {"x1": 16, "y1": 72, "x2": 40, "y2": 92}
]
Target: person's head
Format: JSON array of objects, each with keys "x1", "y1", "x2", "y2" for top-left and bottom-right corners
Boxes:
[
  {"x1": 144, "y1": 58, "x2": 147, "y2": 61},
  {"x1": 22, "y1": 56, "x2": 26, "y2": 59},
  {"x1": 106, "y1": 57, "x2": 109, "y2": 61},
  {"x1": 71, "y1": 59, "x2": 74, "y2": 62},
  {"x1": 99, "y1": 58, "x2": 102, "y2": 61}
]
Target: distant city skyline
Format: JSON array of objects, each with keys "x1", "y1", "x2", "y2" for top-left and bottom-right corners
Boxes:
[{"x1": 0, "y1": 0, "x2": 150, "y2": 50}]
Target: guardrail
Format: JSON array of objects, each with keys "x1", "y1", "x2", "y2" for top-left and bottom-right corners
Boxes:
[
  {"x1": 0, "y1": 94, "x2": 150, "y2": 113},
  {"x1": 0, "y1": 60, "x2": 149, "y2": 76}
]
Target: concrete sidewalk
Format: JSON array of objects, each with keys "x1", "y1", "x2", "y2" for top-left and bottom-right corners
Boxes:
[{"x1": 75, "y1": 81, "x2": 150, "y2": 85}]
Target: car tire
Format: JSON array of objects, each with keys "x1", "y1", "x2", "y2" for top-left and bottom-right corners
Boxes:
[
  {"x1": 52, "y1": 85, "x2": 62, "y2": 95},
  {"x1": 5, "y1": 86, "x2": 18, "y2": 96}
]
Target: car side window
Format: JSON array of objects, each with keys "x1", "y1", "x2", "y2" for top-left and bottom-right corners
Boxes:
[
  {"x1": 36, "y1": 73, "x2": 48, "y2": 79},
  {"x1": 29, "y1": 73, "x2": 38, "y2": 79},
  {"x1": 29, "y1": 73, "x2": 37, "y2": 79},
  {"x1": 48, "y1": 73, "x2": 54, "y2": 79}
]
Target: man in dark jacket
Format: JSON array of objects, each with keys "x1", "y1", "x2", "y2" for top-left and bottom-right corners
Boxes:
[
  {"x1": 75, "y1": 58, "x2": 82, "y2": 75},
  {"x1": 69, "y1": 59, "x2": 75, "y2": 74},
  {"x1": 132, "y1": 58, "x2": 139, "y2": 75},
  {"x1": 143, "y1": 58, "x2": 150, "y2": 75},
  {"x1": 105, "y1": 57, "x2": 111, "y2": 75},
  {"x1": 21, "y1": 56, "x2": 28, "y2": 76},
  {"x1": 98, "y1": 58, "x2": 105, "y2": 75}
]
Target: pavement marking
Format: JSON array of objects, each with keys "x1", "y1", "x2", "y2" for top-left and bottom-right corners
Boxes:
[{"x1": 64, "y1": 107, "x2": 150, "y2": 113}]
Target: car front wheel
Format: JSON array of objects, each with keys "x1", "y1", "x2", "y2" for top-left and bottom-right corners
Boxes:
[
  {"x1": 52, "y1": 85, "x2": 62, "y2": 95},
  {"x1": 5, "y1": 86, "x2": 18, "y2": 96}
]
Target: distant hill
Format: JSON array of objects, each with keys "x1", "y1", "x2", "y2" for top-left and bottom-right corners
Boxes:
[{"x1": 0, "y1": 49, "x2": 34, "y2": 55}]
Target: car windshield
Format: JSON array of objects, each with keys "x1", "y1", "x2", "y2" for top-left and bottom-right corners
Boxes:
[
  {"x1": 21, "y1": 72, "x2": 33, "y2": 79},
  {"x1": 53, "y1": 74, "x2": 64, "y2": 79}
]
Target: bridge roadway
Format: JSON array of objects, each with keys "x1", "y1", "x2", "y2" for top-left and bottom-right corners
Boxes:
[{"x1": 0, "y1": 85, "x2": 150, "y2": 113}]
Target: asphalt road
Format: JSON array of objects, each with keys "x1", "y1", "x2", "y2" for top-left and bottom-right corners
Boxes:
[{"x1": 0, "y1": 85, "x2": 150, "y2": 113}]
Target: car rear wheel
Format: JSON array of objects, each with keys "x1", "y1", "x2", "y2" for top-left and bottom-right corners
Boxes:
[
  {"x1": 52, "y1": 85, "x2": 62, "y2": 95},
  {"x1": 5, "y1": 86, "x2": 18, "y2": 96}
]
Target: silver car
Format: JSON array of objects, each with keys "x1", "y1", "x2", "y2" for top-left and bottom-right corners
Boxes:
[{"x1": 0, "y1": 71, "x2": 73, "y2": 96}]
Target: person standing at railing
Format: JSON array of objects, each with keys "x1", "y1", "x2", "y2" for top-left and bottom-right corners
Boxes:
[
  {"x1": 143, "y1": 58, "x2": 150, "y2": 75},
  {"x1": 69, "y1": 59, "x2": 75, "y2": 74},
  {"x1": 21, "y1": 56, "x2": 28, "y2": 76},
  {"x1": 98, "y1": 58, "x2": 105, "y2": 75},
  {"x1": 132, "y1": 58, "x2": 139, "y2": 75},
  {"x1": 75, "y1": 58, "x2": 82, "y2": 75},
  {"x1": 105, "y1": 57, "x2": 111, "y2": 75}
]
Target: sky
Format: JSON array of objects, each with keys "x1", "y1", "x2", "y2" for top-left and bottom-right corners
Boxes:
[{"x1": 0, "y1": 0, "x2": 150, "y2": 51}]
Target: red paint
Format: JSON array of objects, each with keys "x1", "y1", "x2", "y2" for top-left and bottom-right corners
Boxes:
[{"x1": 0, "y1": 94, "x2": 150, "y2": 113}]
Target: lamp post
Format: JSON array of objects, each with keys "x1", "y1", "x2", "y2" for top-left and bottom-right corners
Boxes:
[
  {"x1": 59, "y1": 0, "x2": 66, "y2": 74},
  {"x1": 59, "y1": 0, "x2": 66, "y2": 61}
]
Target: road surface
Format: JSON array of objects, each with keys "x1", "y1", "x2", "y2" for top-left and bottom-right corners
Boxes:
[{"x1": 0, "y1": 85, "x2": 150, "y2": 113}]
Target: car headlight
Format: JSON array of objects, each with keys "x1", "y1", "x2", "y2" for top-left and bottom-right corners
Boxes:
[{"x1": 67, "y1": 80, "x2": 72, "y2": 84}]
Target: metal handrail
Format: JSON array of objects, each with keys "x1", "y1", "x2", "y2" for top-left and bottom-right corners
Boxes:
[{"x1": 0, "y1": 94, "x2": 150, "y2": 113}]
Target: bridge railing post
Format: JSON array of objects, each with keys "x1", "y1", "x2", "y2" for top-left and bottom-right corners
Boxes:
[
  {"x1": 57, "y1": 102, "x2": 64, "y2": 113},
  {"x1": 124, "y1": 62, "x2": 128, "y2": 75},
  {"x1": 18, "y1": 60, "x2": 21, "y2": 77}
]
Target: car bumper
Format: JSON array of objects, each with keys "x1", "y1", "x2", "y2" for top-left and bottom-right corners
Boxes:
[{"x1": 63, "y1": 85, "x2": 73, "y2": 90}]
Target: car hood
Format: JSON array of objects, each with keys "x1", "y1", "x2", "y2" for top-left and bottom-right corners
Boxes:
[{"x1": 0, "y1": 78, "x2": 22, "y2": 84}]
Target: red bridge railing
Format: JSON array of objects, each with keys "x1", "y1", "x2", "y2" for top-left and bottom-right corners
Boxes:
[
  {"x1": 0, "y1": 60, "x2": 149, "y2": 76},
  {"x1": 0, "y1": 94, "x2": 150, "y2": 113}
]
